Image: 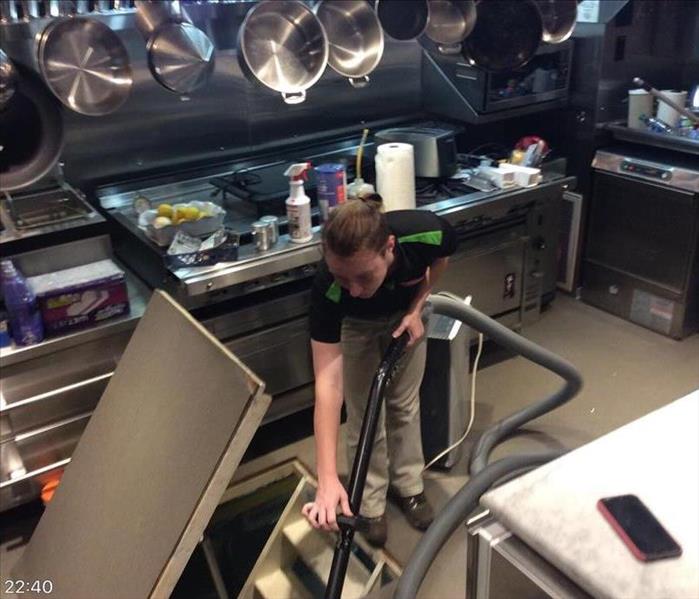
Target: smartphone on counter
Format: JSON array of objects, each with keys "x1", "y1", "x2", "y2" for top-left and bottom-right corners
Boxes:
[{"x1": 597, "y1": 494, "x2": 682, "y2": 562}]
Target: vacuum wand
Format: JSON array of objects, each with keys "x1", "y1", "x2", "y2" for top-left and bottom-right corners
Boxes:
[{"x1": 325, "y1": 331, "x2": 410, "y2": 599}]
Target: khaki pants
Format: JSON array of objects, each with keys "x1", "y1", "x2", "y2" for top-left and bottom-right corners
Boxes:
[{"x1": 341, "y1": 314, "x2": 427, "y2": 518}]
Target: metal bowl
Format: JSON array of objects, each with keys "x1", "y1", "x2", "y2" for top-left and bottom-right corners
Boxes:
[
  {"x1": 37, "y1": 17, "x2": 133, "y2": 116},
  {"x1": 238, "y1": 0, "x2": 329, "y2": 104},
  {"x1": 314, "y1": 0, "x2": 384, "y2": 88}
]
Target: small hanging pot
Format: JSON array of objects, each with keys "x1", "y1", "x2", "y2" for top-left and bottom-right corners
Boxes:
[
  {"x1": 375, "y1": 0, "x2": 429, "y2": 41},
  {"x1": 535, "y1": 0, "x2": 578, "y2": 44},
  {"x1": 135, "y1": 0, "x2": 215, "y2": 95},
  {"x1": 237, "y1": 0, "x2": 329, "y2": 104},
  {"x1": 424, "y1": 0, "x2": 477, "y2": 55},
  {"x1": 314, "y1": 0, "x2": 384, "y2": 88}
]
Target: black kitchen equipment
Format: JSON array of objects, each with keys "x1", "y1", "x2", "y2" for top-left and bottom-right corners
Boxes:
[
  {"x1": 0, "y1": 67, "x2": 64, "y2": 191},
  {"x1": 374, "y1": 126, "x2": 458, "y2": 178},
  {"x1": 423, "y1": 38, "x2": 572, "y2": 121},
  {"x1": 36, "y1": 17, "x2": 133, "y2": 116},
  {"x1": 375, "y1": 0, "x2": 429, "y2": 41},
  {"x1": 135, "y1": 0, "x2": 215, "y2": 95},
  {"x1": 462, "y1": 0, "x2": 543, "y2": 72},
  {"x1": 237, "y1": 0, "x2": 329, "y2": 104},
  {"x1": 314, "y1": 0, "x2": 384, "y2": 88},
  {"x1": 424, "y1": 0, "x2": 476, "y2": 54},
  {"x1": 536, "y1": 0, "x2": 578, "y2": 44},
  {"x1": 584, "y1": 147, "x2": 699, "y2": 339}
]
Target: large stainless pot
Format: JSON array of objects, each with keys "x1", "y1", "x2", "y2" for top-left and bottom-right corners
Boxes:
[
  {"x1": 462, "y1": 0, "x2": 542, "y2": 72},
  {"x1": 314, "y1": 0, "x2": 384, "y2": 88},
  {"x1": 0, "y1": 68, "x2": 64, "y2": 191},
  {"x1": 424, "y1": 0, "x2": 477, "y2": 54},
  {"x1": 238, "y1": 0, "x2": 328, "y2": 104}
]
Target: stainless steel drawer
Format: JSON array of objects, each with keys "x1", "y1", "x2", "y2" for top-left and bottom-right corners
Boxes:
[{"x1": 225, "y1": 316, "x2": 313, "y2": 397}]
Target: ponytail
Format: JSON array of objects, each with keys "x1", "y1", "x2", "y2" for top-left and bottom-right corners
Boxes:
[{"x1": 322, "y1": 194, "x2": 390, "y2": 257}]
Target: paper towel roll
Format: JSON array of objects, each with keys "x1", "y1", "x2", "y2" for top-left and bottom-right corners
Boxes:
[
  {"x1": 656, "y1": 90, "x2": 688, "y2": 128},
  {"x1": 628, "y1": 89, "x2": 653, "y2": 129},
  {"x1": 375, "y1": 143, "x2": 416, "y2": 212}
]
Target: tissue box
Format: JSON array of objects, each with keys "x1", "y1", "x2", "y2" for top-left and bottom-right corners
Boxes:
[{"x1": 27, "y1": 259, "x2": 130, "y2": 336}]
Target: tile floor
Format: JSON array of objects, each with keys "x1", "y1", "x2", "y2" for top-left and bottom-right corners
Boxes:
[{"x1": 2, "y1": 295, "x2": 698, "y2": 598}]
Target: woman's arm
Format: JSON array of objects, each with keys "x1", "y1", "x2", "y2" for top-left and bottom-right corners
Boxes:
[
  {"x1": 393, "y1": 256, "x2": 450, "y2": 346},
  {"x1": 302, "y1": 340, "x2": 352, "y2": 531}
]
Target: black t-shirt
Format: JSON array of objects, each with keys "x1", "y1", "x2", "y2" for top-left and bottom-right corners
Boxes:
[{"x1": 310, "y1": 210, "x2": 458, "y2": 343}]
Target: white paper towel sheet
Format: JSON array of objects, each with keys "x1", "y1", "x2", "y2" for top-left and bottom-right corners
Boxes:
[
  {"x1": 481, "y1": 390, "x2": 699, "y2": 599},
  {"x1": 375, "y1": 142, "x2": 416, "y2": 212}
]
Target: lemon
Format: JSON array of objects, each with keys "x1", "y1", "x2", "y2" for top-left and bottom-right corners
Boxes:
[
  {"x1": 157, "y1": 203, "x2": 173, "y2": 218},
  {"x1": 183, "y1": 206, "x2": 200, "y2": 221},
  {"x1": 153, "y1": 216, "x2": 172, "y2": 229}
]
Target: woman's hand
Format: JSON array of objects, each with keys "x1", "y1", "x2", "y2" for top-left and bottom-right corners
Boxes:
[
  {"x1": 392, "y1": 309, "x2": 425, "y2": 347},
  {"x1": 302, "y1": 476, "x2": 352, "y2": 531}
]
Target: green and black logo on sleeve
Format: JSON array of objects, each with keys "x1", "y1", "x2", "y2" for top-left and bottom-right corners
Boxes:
[{"x1": 310, "y1": 209, "x2": 458, "y2": 343}]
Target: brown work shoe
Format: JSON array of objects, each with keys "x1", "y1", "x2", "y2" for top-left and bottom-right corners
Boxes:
[
  {"x1": 361, "y1": 515, "x2": 387, "y2": 547},
  {"x1": 396, "y1": 492, "x2": 434, "y2": 531}
]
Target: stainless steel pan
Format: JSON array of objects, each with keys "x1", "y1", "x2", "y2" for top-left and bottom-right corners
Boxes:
[
  {"x1": 536, "y1": 0, "x2": 577, "y2": 44},
  {"x1": 37, "y1": 17, "x2": 133, "y2": 116},
  {"x1": 424, "y1": 0, "x2": 476, "y2": 54},
  {"x1": 135, "y1": 0, "x2": 215, "y2": 95},
  {"x1": 462, "y1": 0, "x2": 542, "y2": 72},
  {"x1": 375, "y1": 0, "x2": 429, "y2": 41},
  {"x1": 238, "y1": 0, "x2": 329, "y2": 105},
  {"x1": 314, "y1": 0, "x2": 384, "y2": 88}
]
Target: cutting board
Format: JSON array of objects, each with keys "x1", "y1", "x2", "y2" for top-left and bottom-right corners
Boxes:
[
  {"x1": 12, "y1": 290, "x2": 271, "y2": 599},
  {"x1": 481, "y1": 390, "x2": 699, "y2": 599}
]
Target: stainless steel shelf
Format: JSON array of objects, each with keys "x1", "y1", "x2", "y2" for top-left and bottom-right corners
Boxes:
[{"x1": 606, "y1": 123, "x2": 699, "y2": 157}]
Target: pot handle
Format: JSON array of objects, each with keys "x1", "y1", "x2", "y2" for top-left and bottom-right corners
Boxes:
[
  {"x1": 438, "y1": 43, "x2": 462, "y2": 55},
  {"x1": 348, "y1": 76, "x2": 369, "y2": 89},
  {"x1": 282, "y1": 91, "x2": 306, "y2": 104}
]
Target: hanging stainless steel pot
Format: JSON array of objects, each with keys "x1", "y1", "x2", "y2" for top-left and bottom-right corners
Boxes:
[
  {"x1": 535, "y1": 0, "x2": 577, "y2": 43},
  {"x1": 375, "y1": 0, "x2": 429, "y2": 41},
  {"x1": 238, "y1": 0, "x2": 329, "y2": 105},
  {"x1": 135, "y1": 0, "x2": 215, "y2": 95},
  {"x1": 314, "y1": 0, "x2": 384, "y2": 88},
  {"x1": 0, "y1": 68, "x2": 64, "y2": 191},
  {"x1": 424, "y1": 0, "x2": 477, "y2": 54},
  {"x1": 37, "y1": 17, "x2": 133, "y2": 116},
  {"x1": 462, "y1": 0, "x2": 542, "y2": 72}
]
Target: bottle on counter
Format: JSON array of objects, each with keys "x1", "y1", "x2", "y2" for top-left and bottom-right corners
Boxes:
[
  {"x1": 0, "y1": 259, "x2": 44, "y2": 346},
  {"x1": 284, "y1": 162, "x2": 313, "y2": 244}
]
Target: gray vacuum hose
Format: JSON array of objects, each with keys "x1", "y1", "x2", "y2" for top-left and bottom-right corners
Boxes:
[
  {"x1": 393, "y1": 295, "x2": 583, "y2": 599},
  {"x1": 394, "y1": 453, "x2": 561, "y2": 599},
  {"x1": 427, "y1": 295, "x2": 583, "y2": 474}
]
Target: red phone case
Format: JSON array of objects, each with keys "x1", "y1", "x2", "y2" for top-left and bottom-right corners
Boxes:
[{"x1": 597, "y1": 499, "x2": 650, "y2": 561}]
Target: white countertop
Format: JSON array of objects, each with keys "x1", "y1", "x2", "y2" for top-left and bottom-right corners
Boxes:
[{"x1": 481, "y1": 390, "x2": 699, "y2": 599}]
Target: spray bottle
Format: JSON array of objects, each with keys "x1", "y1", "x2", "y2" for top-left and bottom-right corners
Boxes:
[{"x1": 284, "y1": 162, "x2": 313, "y2": 243}]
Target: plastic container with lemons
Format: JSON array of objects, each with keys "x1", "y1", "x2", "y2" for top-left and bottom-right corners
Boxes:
[{"x1": 138, "y1": 201, "x2": 225, "y2": 246}]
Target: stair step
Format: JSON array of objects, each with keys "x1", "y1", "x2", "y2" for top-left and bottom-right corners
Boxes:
[
  {"x1": 283, "y1": 518, "x2": 371, "y2": 599},
  {"x1": 254, "y1": 568, "x2": 313, "y2": 599}
]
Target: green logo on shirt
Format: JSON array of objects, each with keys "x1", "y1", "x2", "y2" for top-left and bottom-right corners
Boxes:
[{"x1": 398, "y1": 230, "x2": 443, "y2": 246}]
